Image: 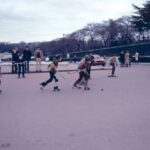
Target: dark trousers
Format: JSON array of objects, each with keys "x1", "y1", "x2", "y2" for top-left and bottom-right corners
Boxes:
[
  {"x1": 42, "y1": 72, "x2": 58, "y2": 87},
  {"x1": 24, "y1": 61, "x2": 30, "y2": 72},
  {"x1": 12, "y1": 62, "x2": 17, "y2": 73},
  {"x1": 87, "y1": 66, "x2": 91, "y2": 78},
  {"x1": 111, "y1": 64, "x2": 116, "y2": 76},
  {"x1": 18, "y1": 63, "x2": 25, "y2": 77},
  {"x1": 74, "y1": 71, "x2": 89, "y2": 86}
]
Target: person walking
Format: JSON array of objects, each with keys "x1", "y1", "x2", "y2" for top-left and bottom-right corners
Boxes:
[{"x1": 34, "y1": 47, "x2": 43, "y2": 72}]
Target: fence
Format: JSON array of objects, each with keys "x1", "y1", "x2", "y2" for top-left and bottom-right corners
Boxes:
[{"x1": 69, "y1": 42, "x2": 150, "y2": 58}]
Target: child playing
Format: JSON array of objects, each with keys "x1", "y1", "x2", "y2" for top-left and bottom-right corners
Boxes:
[
  {"x1": 108, "y1": 56, "x2": 117, "y2": 77},
  {"x1": 73, "y1": 55, "x2": 91, "y2": 90},
  {"x1": 40, "y1": 58, "x2": 60, "y2": 91},
  {"x1": 18, "y1": 52, "x2": 25, "y2": 78}
]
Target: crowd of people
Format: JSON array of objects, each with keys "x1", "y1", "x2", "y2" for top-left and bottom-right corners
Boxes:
[
  {"x1": 39, "y1": 53, "x2": 119, "y2": 91},
  {"x1": 11, "y1": 46, "x2": 32, "y2": 78},
  {"x1": 39, "y1": 54, "x2": 94, "y2": 91},
  {"x1": 38, "y1": 51, "x2": 140, "y2": 91},
  {"x1": 0, "y1": 48, "x2": 140, "y2": 93},
  {"x1": 11, "y1": 46, "x2": 44, "y2": 78}
]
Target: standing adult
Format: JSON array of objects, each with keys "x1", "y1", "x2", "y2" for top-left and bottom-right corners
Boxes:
[
  {"x1": 67, "y1": 53, "x2": 70, "y2": 62},
  {"x1": 120, "y1": 51, "x2": 125, "y2": 67},
  {"x1": 73, "y1": 55, "x2": 77, "y2": 63},
  {"x1": 125, "y1": 51, "x2": 130, "y2": 67},
  {"x1": 11, "y1": 47, "x2": 19, "y2": 73},
  {"x1": 34, "y1": 47, "x2": 43, "y2": 72},
  {"x1": 135, "y1": 51, "x2": 139, "y2": 63},
  {"x1": 23, "y1": 46, "x2": 32, "y2": 72}
]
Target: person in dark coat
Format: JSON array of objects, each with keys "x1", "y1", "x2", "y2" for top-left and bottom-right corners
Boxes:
[
  {"x1": 73, "y1": 55, "x2": 77, "y2": 63},
  {"x1": 11, "y1": 47, "x2": 19, "y2": 73},
  {"x1": 23, "y1": 46, "x2": 32, "y2": 72},
  {"x1": 119, "y1": 51, "x2": 125, "y2": 67}
]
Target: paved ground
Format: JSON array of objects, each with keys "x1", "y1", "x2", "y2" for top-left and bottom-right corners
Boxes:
[{"x1": 0, "y1": 64, "x2": 150, "y2": 150}]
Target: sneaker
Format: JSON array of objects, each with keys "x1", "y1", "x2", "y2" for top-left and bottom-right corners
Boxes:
[
  {"x1": 53, "y1": 86, "x2": 60, "y2": 92},
  {"x1": 84, "y1": 87, "x2": 90, "y2": 90},
  {"x1": 40, "y1": 82, "x2": 46, "y2": 87}
]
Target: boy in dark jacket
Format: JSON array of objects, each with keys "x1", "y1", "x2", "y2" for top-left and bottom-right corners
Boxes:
[{"x1": 11, "y1": 47, "x2": 19, "y2": 73}]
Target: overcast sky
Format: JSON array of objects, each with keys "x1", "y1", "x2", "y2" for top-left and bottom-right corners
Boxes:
[{"x1": 0, "y1": 0, "x2": 145, "y2": 43}]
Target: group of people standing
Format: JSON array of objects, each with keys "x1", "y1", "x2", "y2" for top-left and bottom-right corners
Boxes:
[
  {"x1": 119, "y1": 51, "x2": 139, "y2": 67},
  {"x1": 11, "y1": 46, "x2": 44, "y2": 78},
  {"x1": 11, "y1": 46, "x2": 32, "y2": 78},
  {"x1": 120, "y1": 51, "x2": 131, "y2": 67}
]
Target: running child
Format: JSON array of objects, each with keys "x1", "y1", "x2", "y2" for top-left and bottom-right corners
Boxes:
[
  {"x1": 73, "y1": 55, "x2": 90, "y2": 90},
  {"x1": 108, "y1": 56, "x2": 117, "y2": 77},
  {"x1": 40, "y1": 57, "x2": 60, "y2": 91}
]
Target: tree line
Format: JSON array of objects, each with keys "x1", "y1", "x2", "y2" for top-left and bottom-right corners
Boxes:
[{"x1": 0, "y1": 1, "x2": 150, "y2": 56}]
